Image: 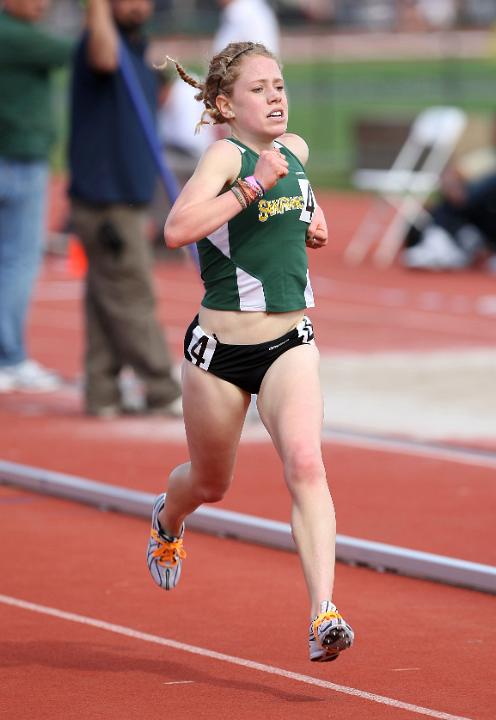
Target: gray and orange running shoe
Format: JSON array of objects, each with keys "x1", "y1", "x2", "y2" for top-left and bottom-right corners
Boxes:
[
  {"x1": 146, "y1": 494, "x2": 186, "y2": 590},
  {"x1": 309, "y1": 600, "x2": 354, "y2": 662}
]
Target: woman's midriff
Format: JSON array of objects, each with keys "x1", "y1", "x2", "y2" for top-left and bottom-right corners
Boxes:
[{"x1": 198, "y1": 307, "x2": 305, "y2": 345}]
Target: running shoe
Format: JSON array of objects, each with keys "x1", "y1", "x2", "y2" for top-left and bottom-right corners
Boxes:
[
  {"x1": 309, "y1": 600, "x2": 354, "y2": 662},
  {"x1": 1, "y1": 360, "x2": 62, "y2": 392},
  {"x1": 146, "y1": 493, "x2": 186, "y2": 590},
  {"x1": 0, "y1": 369, "x2": 16, "y2": 393}
]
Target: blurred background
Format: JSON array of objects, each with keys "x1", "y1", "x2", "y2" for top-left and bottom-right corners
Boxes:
[{"x1": 45, "y1": 0, "x2": 496, "y2": 188}]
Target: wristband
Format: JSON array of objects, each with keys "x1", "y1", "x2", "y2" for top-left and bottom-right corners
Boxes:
[
  {"x1": 234, "y1": 177, "x2": 262, "y2": 206},
  {"x1": 244, "y1": 175, "x2": 265, "y2": 197}
]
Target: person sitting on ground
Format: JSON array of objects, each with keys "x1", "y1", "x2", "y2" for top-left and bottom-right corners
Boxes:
[{"x1": 402, "y1": 146, "x2": 496, "y2": 271}]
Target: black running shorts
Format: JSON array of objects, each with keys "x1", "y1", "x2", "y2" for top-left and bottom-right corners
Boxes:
[{"x1": 184, "y1": 314, "x2": 315, "y2": 394}]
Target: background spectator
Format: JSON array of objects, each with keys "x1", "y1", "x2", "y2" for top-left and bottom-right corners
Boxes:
[
  {"x1": 213, "y1": 0, "x2": 280, "y2": 55},
  {"x1": 68, "y1": 0, "x2": 181, "y2": 417},
  {"x1": 402, "y1": 147, "x2": 496, "y2": 271},
  {"x1": 151, "y1": 63, "x2": 217, "y2": 253},
  {"x1": 0, "y1": 0, "x2": 73, "y2": 393}
]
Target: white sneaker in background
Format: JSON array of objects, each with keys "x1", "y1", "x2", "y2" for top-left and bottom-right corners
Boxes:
[
  {"x1": 403, "y1": 225, "x2": 470, "y2": 270},
  {"x1": 0, "y1": 369, "x2": 16, "y2": 393},
  {"x1": 147, "y1": 395, "x2": 183, "y2": 417},
  {"x1": 2, "y1": 360, "x2": 62, "y2": 392}
]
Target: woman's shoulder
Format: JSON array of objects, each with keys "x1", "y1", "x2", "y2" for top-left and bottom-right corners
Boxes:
[
  {"x1": 204, "y1": 138, "x2": 245, "y2": 160},
  {"x1": 276, "y1": 133, "x2": 309, "y2": 166},
  {"x1": 195, "y1": 138, "x2": 243, "y2": 185}
]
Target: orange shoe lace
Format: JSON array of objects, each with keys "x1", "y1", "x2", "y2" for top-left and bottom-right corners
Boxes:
[
  {"x1": 312, "y1": 610, "x2": 341, "y2": 636},
  {"x1": 150, "y1": 529, "x2": 187, "y2": 567}
]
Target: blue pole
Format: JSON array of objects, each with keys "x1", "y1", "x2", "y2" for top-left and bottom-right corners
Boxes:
[{"x1": 118, "y1": 40, "x2": 199, "y2": 268}]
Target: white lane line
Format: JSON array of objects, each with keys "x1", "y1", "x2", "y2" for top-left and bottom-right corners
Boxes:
[
  {"x1": 163, "y1": 681, "x2": 194, "y2": 685},
  {"x1": 0, "y1": 594, "x2": 471, "y2": 720}
]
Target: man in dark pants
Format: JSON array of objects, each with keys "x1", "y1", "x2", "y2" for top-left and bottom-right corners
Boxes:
[{"x1": 68, "y1": 0, "x2": 181, "y2": 417}]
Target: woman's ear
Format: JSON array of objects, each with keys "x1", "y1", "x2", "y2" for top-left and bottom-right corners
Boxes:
[{"x1": 216, "y1": 94, "x2": 235, "y2": 120}]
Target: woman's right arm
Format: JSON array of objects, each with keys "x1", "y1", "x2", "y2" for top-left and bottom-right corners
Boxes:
[
  {"x1": 164, "y1": 141, "x2": 288, "y2": 248},
  {"x1": 164, "y1": 140, "x2": 241, "y2": 248}
]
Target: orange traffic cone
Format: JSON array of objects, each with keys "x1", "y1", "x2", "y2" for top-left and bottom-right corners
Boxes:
[{"x1": 67, "y1": 235, "x2": 88, "y2": 278}]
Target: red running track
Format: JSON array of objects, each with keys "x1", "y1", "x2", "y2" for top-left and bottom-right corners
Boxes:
[
  {"x1": 1, "y1": 188, "x2": 495, "y2": 719},
  {"x1": 2, "y1": 486, "x2": 496, "y2": 720},
  {"x1": 0, "y1": 406, "x2": 495, "y2": 566}
]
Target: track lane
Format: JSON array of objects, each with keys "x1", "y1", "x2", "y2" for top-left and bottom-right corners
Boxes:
[
  {"x1": 2, "y1": 488, "x2": 495, "y2": 720},
  {"x1": 2, "y1": 190, "x2": 495, "y2": 718},
  {"x1": 0, "y1": 404, "x2": 494, "y2": 565}
]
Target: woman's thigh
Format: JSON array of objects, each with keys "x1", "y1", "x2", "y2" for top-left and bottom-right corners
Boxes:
[
  {"x1": 182, "y1": 360, "x2": 251, "y2": 482},
  {"x1": 256, "y1": 344, "x2": 324, "y2": 462}
]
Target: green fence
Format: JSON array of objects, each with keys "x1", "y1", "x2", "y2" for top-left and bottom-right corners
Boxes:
[{"x1": 283, "y1": 57, "x2": 495, "y2": 187}]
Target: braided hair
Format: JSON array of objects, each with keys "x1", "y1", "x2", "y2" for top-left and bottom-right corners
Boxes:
[{"x1": 157, "y1": 41, "x2": 279, "y2": 133}]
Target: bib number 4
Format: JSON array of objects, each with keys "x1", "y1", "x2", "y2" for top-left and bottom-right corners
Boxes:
[
  {"x1": 298, "y1": 179, "x2": 316, "y2": 224},
  {"x1": 186, "y1": 325, "x2": 217, "y2": 371}
]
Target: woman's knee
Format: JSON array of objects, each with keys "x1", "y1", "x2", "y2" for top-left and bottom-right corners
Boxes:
[
  {"x1": 283, "y1": 445, "x2": 326, "y2": 489},
  {"x1": 191, "y1": 466, "x2": 233, "y2": 503},
  {"x1": 197, "y1": 478, "x2": 232, "y2": 503}
]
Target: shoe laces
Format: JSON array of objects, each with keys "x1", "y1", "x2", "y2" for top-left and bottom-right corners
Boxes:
[
  {"x1": 150, "y1": 529, "x2": 187, "y2": 566},
  {"x1": 312, "y1": 609, "x2": 342, "y2": 638}
]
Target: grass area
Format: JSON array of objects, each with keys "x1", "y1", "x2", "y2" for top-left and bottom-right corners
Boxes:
[
  {"x1": 283, "y1": 57, "x2": 496, "y2": 187},
  {"x1": 52, "y1": 56, "x2": 496, "y2": 188}
]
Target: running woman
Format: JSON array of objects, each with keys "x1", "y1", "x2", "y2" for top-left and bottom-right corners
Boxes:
[{"x1": 146, "y1": 41, "x2": 354, "y2": 663}]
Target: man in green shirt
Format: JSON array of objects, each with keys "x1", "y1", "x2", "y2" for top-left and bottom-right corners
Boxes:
[{"x1": 0, "y1": 0, "x2": 72, "y2": 391}]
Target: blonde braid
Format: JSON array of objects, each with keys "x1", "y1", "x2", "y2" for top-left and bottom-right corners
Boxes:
[
  {"x1": 163, "y1": 56, "x2": 201, "y2": 91},
  {"x1": 155, "y1": 56, "x2": 222, "y2": 134}
]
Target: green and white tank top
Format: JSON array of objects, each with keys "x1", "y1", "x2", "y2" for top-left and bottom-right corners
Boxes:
[{"x1": 197, "y1": 137, "x2": 316, "y2": 312}]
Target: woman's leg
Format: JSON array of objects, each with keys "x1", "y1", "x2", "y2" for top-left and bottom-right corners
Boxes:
[
  {"x1": 256, "y1": 343, "x2": 335, "y2": 619},
  {"x1": 159, "y1": 360, "x2": 251, "y2": 536}
]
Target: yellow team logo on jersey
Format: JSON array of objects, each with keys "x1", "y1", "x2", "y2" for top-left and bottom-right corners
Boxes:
[
  {"x1": 257, "y1": 179, "x2": 316, "y2": 224},
  {"x1": 258, "y1": 195, "x2": 304, "y2": 222}
]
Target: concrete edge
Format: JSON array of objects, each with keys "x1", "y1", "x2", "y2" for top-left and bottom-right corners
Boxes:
[{"x1": 1, "y1": 459, "x2": 495, "y2": 595}]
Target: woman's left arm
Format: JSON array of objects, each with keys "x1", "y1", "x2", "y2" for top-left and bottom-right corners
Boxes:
[
  {"x1": 305, "y1": 205, "x2": 328, "y2": 249},
  {"x1": 279, "y1": 133, "x2": 328, "y2": 250}
]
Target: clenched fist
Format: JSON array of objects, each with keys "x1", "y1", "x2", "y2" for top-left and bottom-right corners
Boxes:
[{"x1": 253, "y1": 148, "x2": 289, "y2": 191}]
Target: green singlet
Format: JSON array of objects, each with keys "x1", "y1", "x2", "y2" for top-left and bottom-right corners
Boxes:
[{"x1": 197, "y1": 138, "x2": 316, "y2": 312}]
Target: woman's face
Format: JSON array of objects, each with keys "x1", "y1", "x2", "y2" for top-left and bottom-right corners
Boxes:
[{"x1": 226, "y1": 55, "x2": 288, "y2": 141}]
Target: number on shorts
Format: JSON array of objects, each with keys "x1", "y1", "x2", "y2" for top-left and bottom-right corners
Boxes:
[
  {"x1": 186, "y1": 326, "x2": 217, "y2": 371},
  {"x1": 189, "y1": 336, "x2": 209, "y2": 366},
  {"x1": 297, "y1": 317, "x2": 314, "y2": 344}
]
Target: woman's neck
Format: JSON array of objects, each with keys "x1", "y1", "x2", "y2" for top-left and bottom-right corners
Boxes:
[{"x1": 230, "y1": 131, "x2": 279, "y2": 155}]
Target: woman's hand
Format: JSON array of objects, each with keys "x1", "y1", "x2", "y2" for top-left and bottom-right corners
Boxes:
[
  {"x1": 306, "y1": 205, "x2": 328, "y2": 250},
  {"x1": 253, "y1": 148, "x2": 288, "y2": 191}
]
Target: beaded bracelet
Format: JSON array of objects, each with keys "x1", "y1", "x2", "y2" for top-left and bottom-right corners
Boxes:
[
  {"x1": 231, "y1": 183, "x2": 248, "y2": 209},
  {"x1": 231, "y1": 175, "x2": 265, "y2": 210},
  {"x1": 231, "y1": 175, "x2": 265, "y2": 209}
]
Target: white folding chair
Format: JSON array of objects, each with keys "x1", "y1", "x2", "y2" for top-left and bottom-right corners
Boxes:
[{"x1": 344, "y1": 106, "x2": 467, "y2": 267}]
